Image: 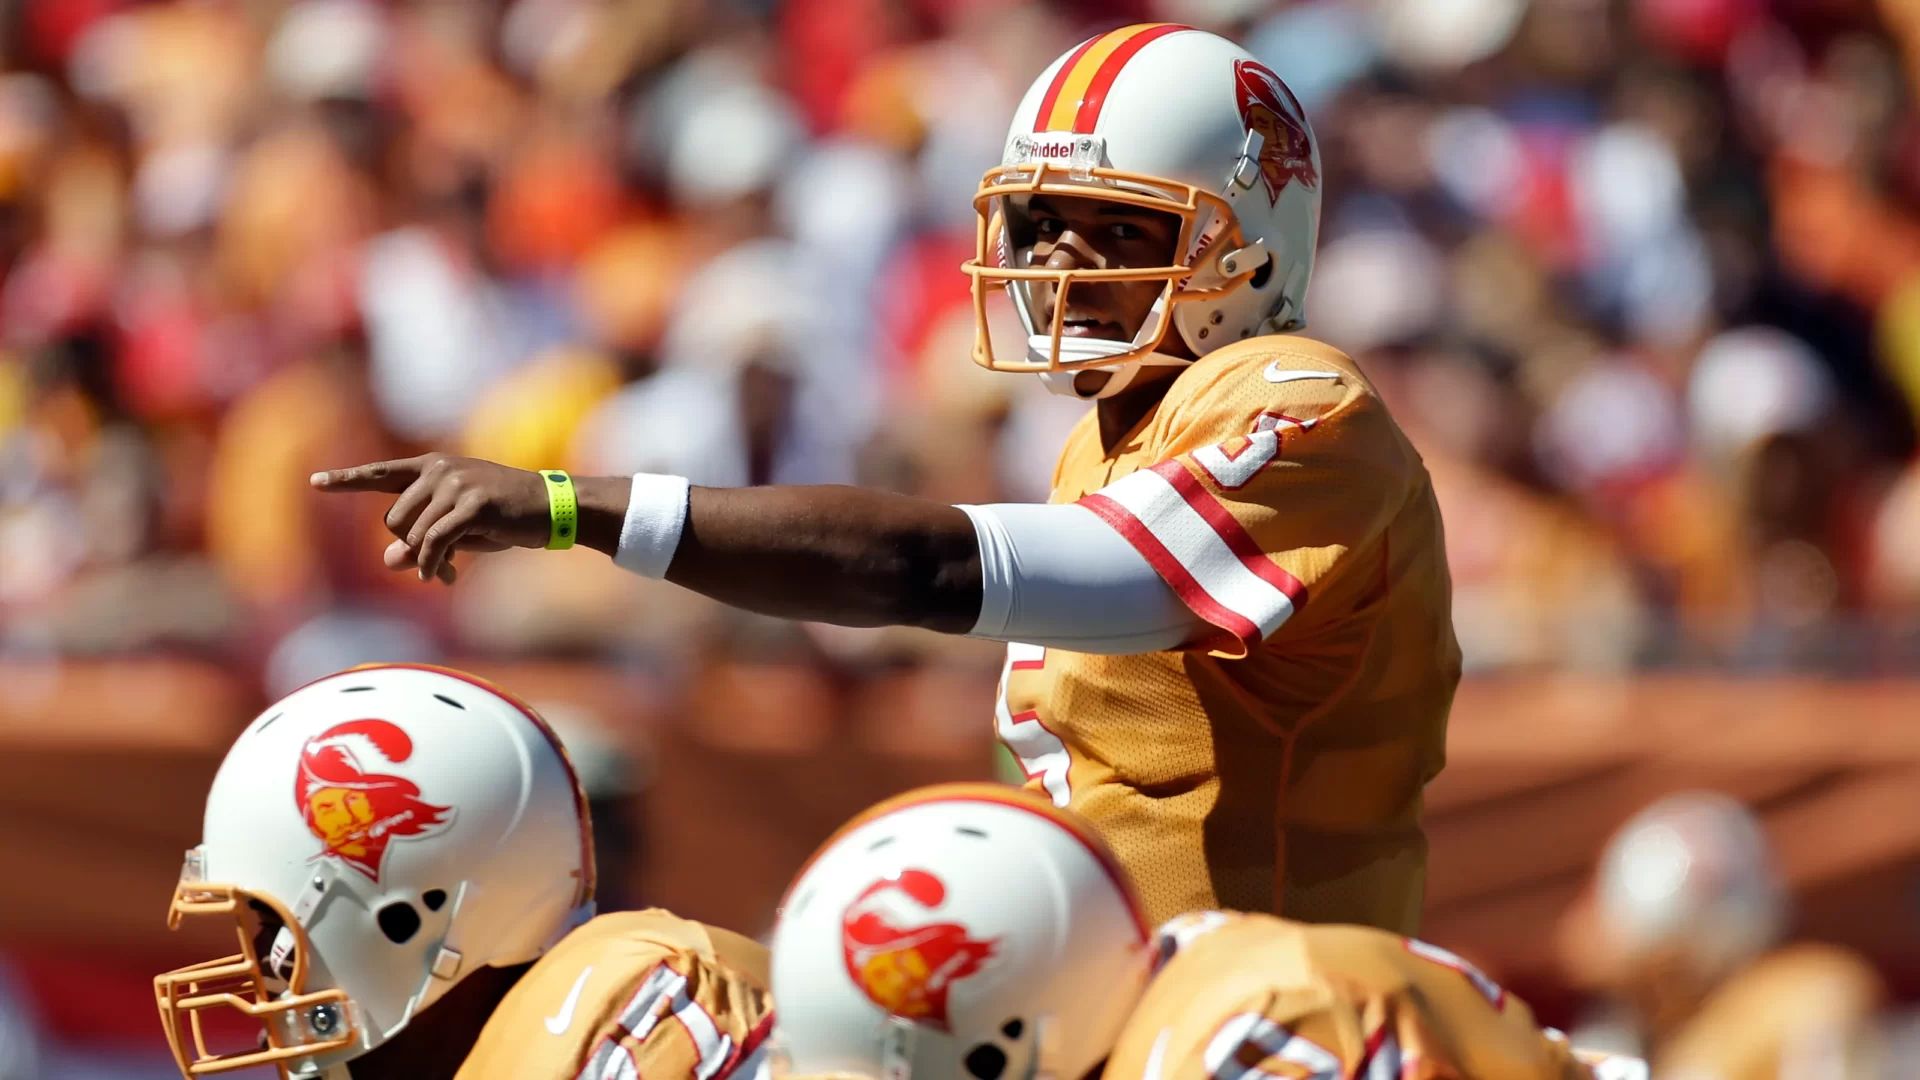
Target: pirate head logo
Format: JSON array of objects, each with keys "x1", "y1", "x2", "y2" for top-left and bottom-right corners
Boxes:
[
  {"x1": 1234, "y1": 59, "x2": 1316, "y2": 205},
  {"x1": 841, "y1": 869, "x2": 997, "y2": 1030},
  {"x1": 294, "y1": 719, "x2": 454, "y2": 883}
]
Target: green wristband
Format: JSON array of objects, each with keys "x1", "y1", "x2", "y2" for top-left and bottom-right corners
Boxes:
[{"x1": 542, "y1": 469, "x2": 578, "y2": 550}]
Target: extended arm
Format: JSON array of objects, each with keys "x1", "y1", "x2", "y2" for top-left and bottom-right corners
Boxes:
[
  {"x1": 661, "y1": 482, "x2": 983, "y2": 632},
  {"x1": 311, "y1": 455, "x2": 1206, "y2": 652}
]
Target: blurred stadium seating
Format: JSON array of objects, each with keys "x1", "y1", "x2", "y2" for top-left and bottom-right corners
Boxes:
[{"x1": 5, "y1": 0, "x2": 1920, "y2": 1072}]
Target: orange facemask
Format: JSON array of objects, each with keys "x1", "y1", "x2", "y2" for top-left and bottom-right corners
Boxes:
[
  {"x1": 961, "y1": 157, "x2": 1251, "y2": 373},
  {"x1": 153, "y1": 848, "x2": 359, "y2": 1077}
]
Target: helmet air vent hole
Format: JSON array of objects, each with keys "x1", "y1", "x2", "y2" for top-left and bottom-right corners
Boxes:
[
  {"x1": 964, "y1": 1043, "x2": 1009, "y2": 1080},
  {"x1": 1001, "y1": 1019, "x2": 1024, "y2": 1039},
  {"x1": 377, "y1": 902, "x2": 422, "y2": 944},
  {"x1": 340, "y1": 686, "x2": 375, "y2": 693},
  {"x1": 422, "y1": 889, "x2": 447, "y2": 912},
  {"x1": 1250, "y1": 258, "x2": 1273, "y2": 289},
  {"x1": 433, "y1": 693, "x2": 466, "y2": 710},
  {"x1": 955, "y1": 826, "x2": 990, "y2": 839}
]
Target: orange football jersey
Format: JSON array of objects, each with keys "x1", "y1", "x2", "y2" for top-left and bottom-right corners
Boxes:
[
  {"x1": 1106, "y1": 912, "x2": 1603, "y2": 1080},
  {"x1": 1655, "y1": 945, "x2": 1884, "y2": 1080},
  {"x1": 455, "y1": 909, "x2": 774, "y2": 1080},
  {"x1": 998, "y1": 334, "x2": 1459, "y2": 930}
]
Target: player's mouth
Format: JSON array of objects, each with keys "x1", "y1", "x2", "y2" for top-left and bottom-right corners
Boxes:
[{"x1": 1059, "y1": 316, "x2": 1126, "y2": 340}]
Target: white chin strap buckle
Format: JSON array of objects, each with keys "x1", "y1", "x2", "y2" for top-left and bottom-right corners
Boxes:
[{"x1": 267, "y1": 927, "x2": 299, "y2": 985}]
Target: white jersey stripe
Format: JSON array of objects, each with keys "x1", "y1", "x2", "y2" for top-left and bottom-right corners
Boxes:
[
  {"x1": 574, "y1": 963, "x2": 733, "y2": 1080},
  {"x1": 578, "y1": 1043, "x2": 640, "y2": 1080},
  {"x1": 1089, "y1": 468, "x2": 1297, "y2": 645},
  {"x1": 671, "y1": 988, "x2": 734, "y2": 1080}
]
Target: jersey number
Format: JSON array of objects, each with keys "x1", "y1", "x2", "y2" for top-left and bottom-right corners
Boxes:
[
  {"x1": 1198, "y1": 941, "x2": 1503, "y2": 1080},
  {"x1": 1204, "y1": 1013, "x2": 1342, "y2": 1080},
  {"x1": 577, "y1": 964, "x2": 734, "y2": 1080},
  {"x1": 996, "y1": 643, "x2": 1070, "y2": 806},
  {"x1": 1193, "y1": 414, "x2": 1309, "y2": 490},
  {"x1": 1204, "y1": 1013, "x2": 1404, "y2": 1080}
]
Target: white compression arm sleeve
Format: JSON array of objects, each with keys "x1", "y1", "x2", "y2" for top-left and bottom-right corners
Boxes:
[{"x1": 957, "y1": 502, "x2": 1207, "y2": 654}]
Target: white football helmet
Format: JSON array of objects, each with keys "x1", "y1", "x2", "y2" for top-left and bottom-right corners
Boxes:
[
  {"x1": 153, "y1": 664, "x2": 595, "y2": 1078},
  {"x1": 1595, "y1": 791, "x2": 1785, "y2": 980},
  {"x1": 962, "y1": 24, "x2": 1321, "y2": 399},
  {"x1": 770, "y1": 784, "x2": 1152, "y2": 1080}
]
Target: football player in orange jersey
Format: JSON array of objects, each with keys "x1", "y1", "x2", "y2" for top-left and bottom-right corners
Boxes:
[
  {"x1": 766, "y1": 783, "x2": 1638, "y2": 1080},
  {"x1": 152, "y1": 664, "x2": 773, "y2": 1080},
  {"x1": 1112, "y1": 911, "x2": 1646, "y2": 1080},
  {"x1": 1574, "y1": 792, "x2": 1885, "y2": 1079},
  {"x1": 316, "y1": 24, "x2": 1458, "y2": 931}
]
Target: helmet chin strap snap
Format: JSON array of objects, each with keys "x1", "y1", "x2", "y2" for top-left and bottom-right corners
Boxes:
[{"x1": 1214, "y1": 239, "x2": 1269, "y2": 281}]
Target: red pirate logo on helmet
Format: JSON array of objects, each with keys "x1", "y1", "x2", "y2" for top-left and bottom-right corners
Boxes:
[
  {"x1": 1234, "y1": 59, "x2": 1316, "y2": 205},
  {"x1": 295, "y1": 719, "x2": 454, "y2": 883},
  {"x1": 841, "y1": 869, "x2": 997, "y2": 1030}
]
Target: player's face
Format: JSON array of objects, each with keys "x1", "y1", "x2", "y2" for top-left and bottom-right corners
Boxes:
[
  {"x1": 1012, "y1": 194, "x2": 1181, "y2": 343},
  {"x1": 308, "y1": 787, "x2": 374, "y2": 854}
]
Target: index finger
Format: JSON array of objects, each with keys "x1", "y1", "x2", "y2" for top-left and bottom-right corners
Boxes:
[{"x1": 309, "y1": 457, "x2": 431, "y2": 493}]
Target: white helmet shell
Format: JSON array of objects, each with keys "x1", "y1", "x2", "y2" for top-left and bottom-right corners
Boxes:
[
  {"x1": 770, "y1": 784, "x2": 1151, "y2": 1080},
  {"x1": 1595, "y1": 791, "x2": 1785, "y2": 979},
  {"x1": 963, "y1": 24, "x2": 1321, "y2": 399},
  {"x1": 154, "y1": 664, "x2": 595, "y2": 1078}
]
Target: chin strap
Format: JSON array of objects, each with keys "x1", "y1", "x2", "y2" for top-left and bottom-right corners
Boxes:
[
  {"x1": 1035, "y1": 352, "x2": 1191, "y2": 400},
  {"x1": 1027, "y1": 331, "x2": 1193, "y2": 400}
]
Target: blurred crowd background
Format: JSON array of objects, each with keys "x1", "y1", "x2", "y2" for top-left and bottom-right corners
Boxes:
[
  {"x1": 7, "y1": 0, "x2": 1920, "y2": 681},
  {"x1": 6, "y1": 0, "x2": 1920, "y2": 1075}
]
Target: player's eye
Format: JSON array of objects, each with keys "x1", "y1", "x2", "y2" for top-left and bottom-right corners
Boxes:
[
  {"x1": 1033, "y1": 216, "x2": 1065, "y2": 239},
  {"x1": 1108, "y1": 222, "x2": 1145, "y2": 241}
]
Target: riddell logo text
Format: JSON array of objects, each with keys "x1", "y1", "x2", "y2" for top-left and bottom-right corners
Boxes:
[{"x1": 1027, "y1": 142, "x2": 1076, "y2": 159}]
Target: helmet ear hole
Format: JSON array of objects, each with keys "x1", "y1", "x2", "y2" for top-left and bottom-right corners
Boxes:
[
  {"x1": 377, "y1": 901, "x2": 422, "y2": 944},
  {"x1": 1249, "y1": 257, "x2": 1273, "y2": 289},
  {"x1": 964, "y1": 1042, "x2": 1009, "y2": 1080}
]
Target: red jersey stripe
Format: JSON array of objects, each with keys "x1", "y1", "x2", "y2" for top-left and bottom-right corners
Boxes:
[
  {"x1": 1080, "y1": 492, "x2": 1259, "y2": 653},
  {"x1": 1149, "y1": 460, "x2": 1310, "y2": 607}
]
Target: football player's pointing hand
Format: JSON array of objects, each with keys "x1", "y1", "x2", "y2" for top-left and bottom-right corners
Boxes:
[{"x1": 312, "y1": 453, "x2": 561, "y2": 584}]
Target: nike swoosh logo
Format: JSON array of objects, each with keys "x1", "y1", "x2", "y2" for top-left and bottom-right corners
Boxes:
[
  {"x1": 544, "y1": 966, "x2": 593, "y2": 1036},
  {"x1": 1141, "y1": 1027, "x2": 1173, "y2": 1080},
  {"x1": 1263, "y1": 364, "x2": 1342, "y2": 383}
]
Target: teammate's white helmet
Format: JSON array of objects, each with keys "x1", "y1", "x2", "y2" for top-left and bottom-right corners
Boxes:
[
  {"x1": 962, "y1": 24, "x2": 1321, "y2": 399},
  {"x1": 153, "y1": 664, "x2": 595, "y2": 1078},
  {"x1": 770, "y1": 784, "x2": 1152, "y2": 1080},
  {"x1": 1595, "y1": 791, "x2": 1785, "y2": 980}
]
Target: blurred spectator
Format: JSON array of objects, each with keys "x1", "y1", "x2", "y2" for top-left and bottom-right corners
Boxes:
[
  {"x1": 1564, "y1": 792, "x2": 1887, "y2": 1076},
  {"x1": 0, "y1": 0, "x2": 1917, "y2": 715},
  {"x1": 9, "y1": 0, "x2": 1920, "y2": 1070},
  {"x1": 0, "y1": 962, "x2": 42, "y2": 1080}
]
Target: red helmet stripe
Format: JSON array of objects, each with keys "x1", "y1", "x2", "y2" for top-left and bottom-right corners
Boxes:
[
  {"x1": 1030, "y1": 31, "x2": 1104, "y2": 132},
  {"x1": 1071, "y1": 23, "x2": 1192, "y2": 133}
]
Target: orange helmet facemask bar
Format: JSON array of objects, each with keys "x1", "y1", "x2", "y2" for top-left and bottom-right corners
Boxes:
[
  {"x1": 960, "y1": 161, "x2": 1251, "y2": 373},
  {"x1": 154, "y1": 850, "x2": 359, "y2": 1077}
]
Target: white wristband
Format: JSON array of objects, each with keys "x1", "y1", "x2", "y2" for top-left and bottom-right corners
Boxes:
[{"x1": 613, "y1": 473, "x2": 691, "y2": 579}]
